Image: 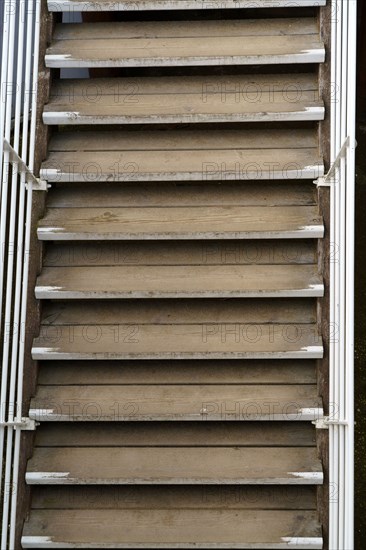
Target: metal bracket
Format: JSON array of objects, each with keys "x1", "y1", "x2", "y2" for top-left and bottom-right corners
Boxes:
[
  {"x1": 312, "y1": 417, "x2": 349, "y2": 429},
  {"x1": 314, "y1": 136, "x2": 353, "y2": 188},
  {"x1": 0, "y1": 418, "x2": 38, "y2": 431},
  {"x1": 3, "y1": 139, "x2": 49, "y2": 191}
]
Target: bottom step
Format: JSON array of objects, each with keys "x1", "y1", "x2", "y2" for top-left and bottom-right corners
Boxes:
[{"x1": 22, "y1": 509, "x2": 322, "y2": 548}]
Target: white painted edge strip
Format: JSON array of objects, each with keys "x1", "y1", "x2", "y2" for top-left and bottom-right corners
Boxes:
[
  {"x1": 26, "y1": 472, "x2": 71, "y2": 483},
  {"x1": 47, "y1": 0, "x2": 327, "y2": 10},
  {"x1": 44, "y1": 51, "x2": 325, "y2": 69},
  {"x1": 281, "y1": 538, "x2": 323, "y2": 548},
  {"x1": 28, "y1": 408, "x2": 324, "y2": 422},
  {"x1": 31, "y1": 349, "x2": 324, "y2": 361},
  {"x1": 34, "y1": 287, "x2": 325, "y2": 300},
  {"x1": 289, "y1": 471, "x2": 323, "y2": 483},
  {"x1": 42, "y1": 107, "x2": 325, "y2": 126},
  {"x1": 26, "y1": 474, "x2": 323, "y2": 485},
  {"x1": 21, "y1": 536, "x2": 323, "y2": 549},
  {"x1": 39, "y1": 165, "x2": 325, "y2": 182},
  {"x1": 36, "y1": 226, "x2": 325, "y2": 241}
]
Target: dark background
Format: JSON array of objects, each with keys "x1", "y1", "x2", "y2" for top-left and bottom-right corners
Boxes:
[{"x1": 355, "y1": 2, "x2": 365, "y2": 547}]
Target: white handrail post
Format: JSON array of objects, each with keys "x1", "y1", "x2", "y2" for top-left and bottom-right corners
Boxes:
[{"x1": 329, "y1": 1, "x2": 357, "y2": 548}]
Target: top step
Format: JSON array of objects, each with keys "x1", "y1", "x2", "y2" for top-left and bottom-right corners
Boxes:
[
  {"x1": 46, "y1": 18, "x2": 325, "y2": 68},
  {"x1": 48, "y1": 0, "x2": 327, "y2": 12}
]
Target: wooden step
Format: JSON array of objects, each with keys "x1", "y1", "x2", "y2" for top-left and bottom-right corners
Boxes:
[
  {"x1": 35, "y1": 264, "x2": 324, "y2": 299},
  {"x1": 42, "y1": 241, "x2": 318, "y2": 266},
  {"x1": 48, "y1": 0, "x2": 327, "y2": 11},
  {"x1": 41, "y1": 180, "x2": 319, "y2": 208},
  {"x1": 45, "y1": 75, "x2": 324, "y2": 125},
  {"x1": 33, "y1": 422, "x2": 318, "y2": 446},
  {"x1": 35, "y1": 359, "x2": 318, "y2": 385},
  {"x1": 28, "y1": 485, "x2": 318, "y2": 510},
  {"x1": 45, "y1": 19, "x2": 325, "y2": 68},
  {"x1": 32, "y1": 299, "x2": 323, "y2": 360},
  {"x1": 32, "y1": 359, "x2": 321, "y2": 418},
  {"x1": 40, "y1": 129, "x2": 324, "y2": 183},
  {"x1": 38, "y1": 205, "x2": 324, "y2": 240},
  {"x1": 22, "y1": 508, "x2": 322, "y2": 548},
  {"x1": 29, "y1": 384, "x2": 323, "y2": 421},
  {"x1": 26, "y1": 445, "x2": 323, "y2": 484}
]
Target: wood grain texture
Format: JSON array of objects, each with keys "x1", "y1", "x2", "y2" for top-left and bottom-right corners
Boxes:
[
  {"x1": 46, "y1": 19, "x2": 324, "y2": 68},
  {"x1": 40, "y1": 129, "x2": 323, "y2": 182},
  {"x1": 34, "y1": 422, "x2": 317, "y2": 447},
  {"x1": 29, "y1": 384, "x2": 322, "y2": 421},
  {"x1": 36, "y1": 359, "x2": 317, "y2": 385},
  {"x1": 22, "y1": 509, "x2": 322, "y2": 548},
  {"x1": 29, "y1": 484, "x2": 318, "y2": 510},
  {"x1": 32, "y1": 322, "x2": 323, "y2": 360},
  {"x1": 45, "y1": 74, "x2": 324, "y2": 125},
  {"x1": 38, "y1": 205, "x2": 324, "y2": 240},
  {"x1": 35, "y1": 264, "x2": 324, "y2": 299},
  {"x1": 26, "y1": 446, "x2": 323, "y2": 484}
]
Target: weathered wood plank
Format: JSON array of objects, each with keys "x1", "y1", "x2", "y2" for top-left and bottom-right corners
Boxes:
[
  {"x1": 45, "y1": 181, "x2": 318, "y2": 208},
  {"x1": 45, "y1": 75, "x2": 323, "y2": 124},
  {"x1": 29, "y1": 485, "x2": 318, "y2": 510},
  {"x1": 32, "y1": 322, "x2": 322, "y2": 360},
  {"x1": 41, "y1": 149, "x2": 323, "y2": 182},
  {"x1": 47, "y1": 128, "x2": 318, "y2": 152},
  {"x1": 26, "y1": 447, "x2": 323, "y2": 484},
  {"x1": 51, "y1": 74, "x2": 319, "y2": 97},
  {"x1": 46, "y1": 19, "x2": 324, "y2": 67},
  {"x1": 39, "y1": 298, "x2": 317, "y2": 325},
  {"x1": 38, "y1": 206, "x2": 324, "y2": 240},
  {"x1": 35, "y1": 264, "x2": 324, "y2": 299},
  {"x1": 42, "y1": 241, "x2": 318, "y2": 266},
  {"x1": 41, "y1": 130, "x2": 323, "y2": 183},
  {"x1": 22, "y1": 509, "x2": 322, "y2": 548},
  {"x1": 36, "y1": 360, "x2": 317, "y2": 386},
  {"x1": 29, "y1": 384, "x2": 322, "y2": 421},
  {"x1": 52, "y1": 19, "x2": 320, "y2": 40},
  {"x1": 34, "y1": 422, "x2": 317, "y2": 447}
]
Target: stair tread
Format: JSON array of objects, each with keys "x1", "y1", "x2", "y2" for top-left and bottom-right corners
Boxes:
[
  {"x1": 45, "y1": 74, "x2": 324, "y2": 124},
  {"x1": 29, "y1": 384, "x2": 322, "y2": 421},
  {"x1": 35, "y1": 264, "x2": 323, "y2": 299},
  {"x1": 33, "y1": 423, "x2": 317, "y2": 447},
  {"x1": 33, "y1": 299, "x2": 321, "y2": 360},
  {"x1": 36, "y1": 360, "x2": 317, "y2": 385},
  {"x1": 26, "y1": 446, "x2": 323, "y2": 484},
  {"x1": 22, "y1": 509, "x2": 322, "y2": 548},
  {"x1": 38, "y1": 205, "x2": 324, "y2": 240},
  {"x1": 48, "y1": 0, "x2": 327, "y2": 11},
  {"x1": 41, "y1": 129, "x2": 323, "y2": 182},
  {"x1": 46, "y1": 19, "x2": 324, "y2": 68},
  {"x1": 32, "y1": 325, "x2": 322, "y2": 360}
]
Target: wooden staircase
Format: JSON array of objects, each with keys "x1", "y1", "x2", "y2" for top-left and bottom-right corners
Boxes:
[{"x1": 22, "y1": 0, "x2": 328, "y2": 547}]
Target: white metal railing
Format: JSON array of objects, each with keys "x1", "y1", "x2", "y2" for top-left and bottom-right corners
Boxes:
[
  {"x1": 0, "y1": 1, "x2": 42, "y2": 548},
  {"x1": 328, "y1": 0, "x2": 357, "y2": 548}
]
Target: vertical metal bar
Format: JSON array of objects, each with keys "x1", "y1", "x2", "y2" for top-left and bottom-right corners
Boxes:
[
  {"x1": 329, "y1": 1, "x2": 357, "y2": 547},
  {"x1": 0, "y1": 0, "x2": 17, "y2": 516},
  {"x1": 0, "y1": 0, "x2": 27, "y2": 545},
  {"x1": 10, "y1": 2, "x2": 41, "y2": 542}
]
